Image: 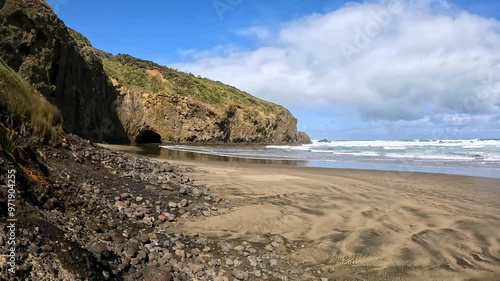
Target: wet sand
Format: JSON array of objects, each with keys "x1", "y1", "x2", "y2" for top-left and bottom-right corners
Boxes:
[{"x1": 103, "y1": 144, "x2": 500, "y2": 280}]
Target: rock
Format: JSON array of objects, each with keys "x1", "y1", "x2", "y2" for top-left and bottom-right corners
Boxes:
[
  {"x1": 179, "y1": 199, "x2": 188, "y2": 207},
  {"x1": 124, "y1": 242, "x2": 139, "y2": 258},
  {"x1": 28, "y1": 245, "x2": 40, "y2": 254},
  {"x1": 161, "y1": 184, "x2": 174, "y2": 191},
  {"x1": 168, "y1": 202, "x2": 177, "y2": 208},
  {"x1": 165, "y1": 213, "x2": 176, "y2": 222},
  {"x1": 254, "y1": 270, "x2": 262, "y2": 277},
  {"x1": 272, "y1": 236, "x2": 284, "y2": 243},
  {"x1": 137, "y1": 249, "x2": 148, "y2": 261},
  {"x1": 202, "y1": 211, "x2": 211, "y2": 217},
  {"x1": 231, "y1": 270, "x2": 248, "y2": 280},
  {"x1": 134, "y1": 210, "x2": 145, "y2": 219},
  {"x1": 175, "y1": 249, "x2": 185, "y2": 258},
  {"x1": 111, "y1": 232, "x2": 125, "y2": 243},
  {"x1": 158, "y1": 214, "x2": 167, "y2": 222},
  {"x1": 89, "y1": 242, "x2": 109, "y2": 258},
  {"x1": 271, "y1": 241, "x2": 280, "y2": 248},
  {"x1": 328, "y1": 267, "x2": 336, "y2": 273},
  {"x1": 138, "y1": 233, "x2": 150, "y2": 243},
  {"x1": 210, "y1": 259, "x2": 221, "y2": 267},
  {"x1": 41, "y1": 244, "x2": 53, "y2": 252},
  {"x1": 178, "y1": 187, "x2": 187, "y2": 195},
  {"x1": 225, "y1": 259, "x2": 234, "y2": 266},
  {"x1": 175, "y1": 241, "x2": 185, "y2": 250},
  {"x1": 234, "y1": 245, "x2": 245, "y2": 252},
  {"x1": 191, "y1": 188, "x2": 202, "y2": 197}
]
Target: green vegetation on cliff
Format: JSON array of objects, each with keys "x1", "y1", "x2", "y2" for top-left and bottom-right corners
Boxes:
[
  {"x1": 0, "y1": 58, "x2": 62, "y2": 148},
  {"x1": 100, "y1": 53, "x2": 281, "y2": 112}
]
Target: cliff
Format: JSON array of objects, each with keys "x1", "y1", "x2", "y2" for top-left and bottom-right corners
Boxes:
[{"x1": 0, "y1": 0, "x2": 310, "y2": 144}]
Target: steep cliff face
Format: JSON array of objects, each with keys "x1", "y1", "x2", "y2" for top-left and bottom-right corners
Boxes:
[
  {"x1": 0, "y1": 0, "x2": 310, "y2": 144},
  {"x1": 0, "y1": 0, "x2": 129, "y2": 143}
]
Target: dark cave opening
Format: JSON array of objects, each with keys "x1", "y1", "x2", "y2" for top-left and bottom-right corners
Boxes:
[{"x1": 135, "y1": 130, "x2": 162, "y2": 144}]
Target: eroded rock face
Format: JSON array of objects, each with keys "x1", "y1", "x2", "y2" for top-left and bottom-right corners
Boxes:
[
  {"x1": 0, "y1": 0, "x2": 129, "y2": 143},
  {"x1": 116, "y1": 90, "x2": 309, "y2": 144},
  {"x1": 0, "y1": 0, "x2": 311, "y2": 144}
]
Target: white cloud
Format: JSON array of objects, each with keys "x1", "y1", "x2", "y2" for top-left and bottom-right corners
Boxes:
[{"x1": 174, "y1": 0, "x2": 500, "y2": 124}]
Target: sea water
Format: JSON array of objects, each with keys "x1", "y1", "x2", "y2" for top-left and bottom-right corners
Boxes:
[{"x1": 159, "y1": 139, "x2": 500, "y2": 178}]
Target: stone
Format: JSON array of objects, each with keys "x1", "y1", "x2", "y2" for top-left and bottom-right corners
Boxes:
[
  {"x1": 234, "y1": 245, "x2": 245, "y2": 252},
  {"x1": 138, "y1": 233, "x2": 150, "y2": 243},
  {"x1": 89, "y1": 242, "x2": 109, "y2": 258},
  {"x1": 175, "y1": 249, "x2": 185, "y2": 258},
  {"x1": 231, "y1": 270, "x2": 247, "y2": 280},
  {"x1": 124, "y1": 243, "x2": 139, "y2": 258},
  {"x1": 134, "y1": 211, "x2": 145, "y2": 219},
  {"x1": 191, "y1": 188, "x2": 202, "y2": 197},
  {"x1": 175, "y1": 241, "x2": 185, "y2": 250},
  {"x1": 111, "y1": 232, "x2": 125, "y2": 243},
  {"x1": 179, "y1": 199, "x2": 188, "y2": 207}
]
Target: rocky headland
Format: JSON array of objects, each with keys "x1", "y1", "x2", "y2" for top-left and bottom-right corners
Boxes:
[{"x1": 0, "y1": 0, "x2": 310, "y2": 145}]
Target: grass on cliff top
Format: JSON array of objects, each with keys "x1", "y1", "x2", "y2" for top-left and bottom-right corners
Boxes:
[
  {"x1": 68, "y1": 27, "x2": 92, "y2": 48},
  {"x1": 101, "y1": 54, "x2": 282, "y2": 112},
  {"x1": 0, "y1": 58, "x2": 62, "y2": 143}
]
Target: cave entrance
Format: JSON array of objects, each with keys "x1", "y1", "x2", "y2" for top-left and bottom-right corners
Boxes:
[{"x1": 135, "y1": 130, "x2": 162, "y2": 144}]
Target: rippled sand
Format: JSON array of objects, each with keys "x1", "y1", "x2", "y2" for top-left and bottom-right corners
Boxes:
[{"x1": 173, "y1": 160, "x2": 500, "y2": 281}]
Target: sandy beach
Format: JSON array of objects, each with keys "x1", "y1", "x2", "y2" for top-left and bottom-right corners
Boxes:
[{"x1": 159, "y1": 157, "x2": 500, "y2": 281}]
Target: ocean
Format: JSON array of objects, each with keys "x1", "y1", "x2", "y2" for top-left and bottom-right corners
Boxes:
[{"x1": 158, "y1": 139, "x2": 500, "y2": 178}]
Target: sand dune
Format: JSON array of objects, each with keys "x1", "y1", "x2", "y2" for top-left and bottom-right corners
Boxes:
[{"x1": 171, "y1": 160, "x2": 500, "y2": 280}]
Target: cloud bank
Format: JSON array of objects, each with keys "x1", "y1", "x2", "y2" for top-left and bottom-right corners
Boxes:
[{"x1": 174, "y1": 0, "x2": 500, "y2": 129}]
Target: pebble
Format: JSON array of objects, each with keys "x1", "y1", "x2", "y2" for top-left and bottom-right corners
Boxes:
[{"x1": 179, "y1": 198, "x2": 188, "y2": 207}]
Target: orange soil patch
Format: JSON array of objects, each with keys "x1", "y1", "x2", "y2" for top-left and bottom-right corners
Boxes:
[
  {"x1": 145, "y1": 69, "x2": 166, "y2": 82},
  {"x1": 110, "y1": 77, "x2": 120, "y2": 86},
  {"x1": 19, "y1": 165, "x2": 49, "y2": 185}
]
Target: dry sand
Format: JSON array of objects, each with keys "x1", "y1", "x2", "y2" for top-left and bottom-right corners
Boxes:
[{"x1": 168, "y1": 159, "x2": 500, "y2": 281}]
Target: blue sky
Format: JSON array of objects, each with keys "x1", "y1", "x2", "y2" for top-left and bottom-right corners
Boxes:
[{"x1": 49, "y1": 0, "x2": 500, "y2": 140}]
